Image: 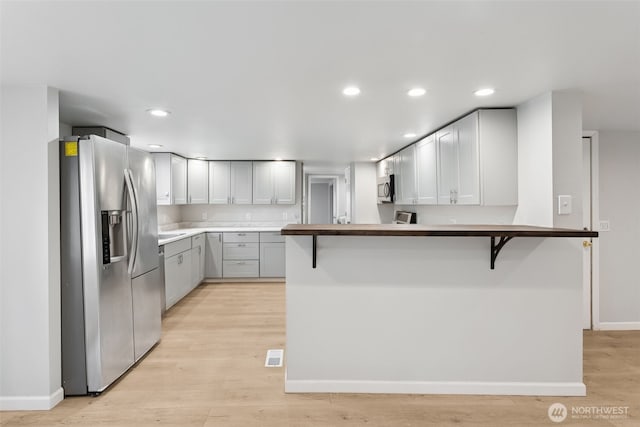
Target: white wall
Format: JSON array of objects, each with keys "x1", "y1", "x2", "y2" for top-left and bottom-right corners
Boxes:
[
  {"x1": 350, "y1": 162, "x2": 379, "y2": 224},
  {"x1": 551, "y1": 91, "x2": 583, "y2": 229},
  {"x1": 598, "y1": 131, "x2": 640, "y2": 326},
  {"x1": 59, "y1": 122, "x2": 72, "y2": 138},
  {"x1": 513, "y1": 93, "x2": 554, "y2": 226},
  {"x1": 0, "y1": 86, "x2": 63, "y2": 409}
]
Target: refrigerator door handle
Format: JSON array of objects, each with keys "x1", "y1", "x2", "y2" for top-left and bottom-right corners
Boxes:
[{"x1": 125, "y1": 169, "x2": 139, "y2": 274}]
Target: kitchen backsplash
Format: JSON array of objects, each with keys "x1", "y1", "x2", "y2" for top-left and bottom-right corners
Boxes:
[
  {"x1": 158, "y1": 203, "x2": 301, "y2": 229},
  {"x1": 382, "y1": 204, "x2": 517, "y2": 225}
]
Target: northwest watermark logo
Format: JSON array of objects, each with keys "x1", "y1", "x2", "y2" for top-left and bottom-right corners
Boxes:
[
  {"x1": 548, "y1": 403, "x2": 567, "y2": 423},
  {"x1": 548, "y1": 403, "x2": 630, "y2": 423}
]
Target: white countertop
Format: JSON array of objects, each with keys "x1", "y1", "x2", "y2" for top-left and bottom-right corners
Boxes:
[{"x1": 158, "y1": 226, "x2": 283, "y2": 245}]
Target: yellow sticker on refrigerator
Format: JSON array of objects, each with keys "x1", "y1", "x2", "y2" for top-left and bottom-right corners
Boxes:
[{"x1": 65, "y1": 141, "x2": 78, "y2": 157}]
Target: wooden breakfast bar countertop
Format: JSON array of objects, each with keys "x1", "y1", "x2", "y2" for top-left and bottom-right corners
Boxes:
[
  {"x1": 282, "y1": 224, "x2": 598, "y2": 270},
  {"x1": 281, "y1": 223, "x2": 598, "y2": 238}
]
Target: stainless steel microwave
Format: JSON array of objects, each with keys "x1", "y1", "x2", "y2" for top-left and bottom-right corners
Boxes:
[{"x1": 377, "y1": 174, "x2": 395, "y2": 203}]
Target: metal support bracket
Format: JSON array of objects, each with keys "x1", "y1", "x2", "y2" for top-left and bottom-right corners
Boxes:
[
  {"x1": 490, "y1": 236, "x2": 514, "y2": 270},
  {"x1": 312, "y1": 234, "x2": 317, "y2": 268}
]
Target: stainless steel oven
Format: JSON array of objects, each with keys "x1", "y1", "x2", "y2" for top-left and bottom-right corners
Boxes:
[{"x1": 377, "y1": 174, "x2": 395, "y2": 203}]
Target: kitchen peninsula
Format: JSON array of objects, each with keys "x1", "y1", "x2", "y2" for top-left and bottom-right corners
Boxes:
[{"x1": 282, "y1": 224, "x2": 597, "y2": 396}]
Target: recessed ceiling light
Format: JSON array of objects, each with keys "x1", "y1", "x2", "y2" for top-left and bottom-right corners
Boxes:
[
  {"x1": 370, "y1": 157, "x2": 380, "y2": 162},
  {"x1": 274, "y1": 157, "x2": 283, "y2": 161},
  {"x1": 342, "y1": 86, "x2": 361, "y2": 96},
  {"x1": 147, "y1": 109, "x2": 170, "y2": 117},
  {"x1": 403, "y1": 133, "x2": 417, "y2": 139},
  {"x1": 148, "y1": 144, "x2": 163, "y2": 148},
  {"x1": 195, "y1": 156, "x2": 207, "y2": 160},
  {"x1": 474, "y1": 88, "x2": 495, "y2": 97},
  {"x1": 407, "y1": 87, "x2": 426, "y2": 97}
]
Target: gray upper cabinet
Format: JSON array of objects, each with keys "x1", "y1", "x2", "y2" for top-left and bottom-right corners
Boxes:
[
  {"x1": 152, "y1": 153, "x2": 187, "y2": 205},
  {"x1": 187, "y1": 159, "x2": 209, "y2": 204},
  {"x1": 253, "y1": 161, "x2": 296, "y2": 205},
  {"x1": 386, "y1": 108, "x2": 517, "y2": 207},
  {"x1": 208, "y1": 161, "x2": 231, "y2": 204},
  {"x1": 395, "y1": 146, "x2": 417, "y2": 205},
  {"x1": 415, "y1": 134, "x2": 438, "y2": 205},
  {"x1": 230, "y1": 161, "x2": 253, "y2": 205},
  {"x1": 437, "y1": 112, "x2": 480, "y2": 205}
]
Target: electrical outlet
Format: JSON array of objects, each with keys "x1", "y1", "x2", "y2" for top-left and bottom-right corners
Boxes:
[
  {"x1": 558, "y1": 195, "x2": 572, "y2": 215},
  {"x1": 245, "y1": 212, "x2": 251, "y2": 220},
  {"x1": 282, "y1": 212, "x2": 287, "y2": 220},
  {"x1": 201, "y1": 212, "x2": 208, "y2": 220},
  {"x1": 599, "y1": 220, "x2": 610, "y2": 232}
]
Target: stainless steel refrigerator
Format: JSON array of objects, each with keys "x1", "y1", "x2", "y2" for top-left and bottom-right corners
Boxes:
[{"x1": 60, "y1": 135, "x2": 161, "y2": 396}]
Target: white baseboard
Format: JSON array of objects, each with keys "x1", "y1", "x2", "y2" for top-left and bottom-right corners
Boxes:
[
  {"x1": 597, "y1": 321, "x2": 640, "y2": 331},
  {"x1": 0, "y1": 387, "x2": 64, "y2": 411},
  {"x1": 285, "y1": 378, "x2": 586, "y2": 396}
]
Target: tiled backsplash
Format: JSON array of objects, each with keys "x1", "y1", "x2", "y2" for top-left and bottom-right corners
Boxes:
[{"x1": 158, "y1": 203, "x2": 301, "y2": 230}]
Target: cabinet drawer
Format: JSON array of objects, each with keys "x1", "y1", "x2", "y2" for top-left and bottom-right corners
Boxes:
[
  {"x1": 164, "y1": 237, "x2": 192, "y2": 258},
  {"x1": 223, "y1": 232, "x2": 259, "y2": 243},
  {"x1": 223, "y1": 243, "x2": 259, "y2": 260},
  {"x1": 223, "y1": 260, "x2": 259, "y2": 278},
  {"x1": 191, "y1": 233, "x2": 204, "y2": 247},
  {"x1": 260, "y1": 231, "x2": 285, "y2": 243}
]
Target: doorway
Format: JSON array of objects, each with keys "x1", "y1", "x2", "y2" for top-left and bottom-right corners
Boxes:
[{"x1": 309, "y1": 181, "x2": 333, "y2": 224}]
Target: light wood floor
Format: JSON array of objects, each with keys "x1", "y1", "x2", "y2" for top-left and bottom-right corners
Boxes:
[{"x1": 1, "y1": 283, "x2": 639, "y2": 426}]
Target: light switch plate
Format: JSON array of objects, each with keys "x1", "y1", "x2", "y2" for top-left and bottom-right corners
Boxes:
[
  {"x1": 599, "y1": 220, "x2": 610, "y2": 231},
  {"x1": 558, "y1": 195, "x2": 572, "y2": 215}
]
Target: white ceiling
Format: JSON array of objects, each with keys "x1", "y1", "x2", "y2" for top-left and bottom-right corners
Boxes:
[{"x1": 1, "y1": 1, "x2": 639, "y2": 162}]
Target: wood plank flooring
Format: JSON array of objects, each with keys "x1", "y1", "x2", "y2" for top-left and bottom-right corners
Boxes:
[{"x1": 1, "y1": 283, "x2": 639, "y2": 426}]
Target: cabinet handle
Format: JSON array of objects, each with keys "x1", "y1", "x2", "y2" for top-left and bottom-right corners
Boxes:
[
  {"x1": 178, "y1": 254, "x2": 183, "y2": 264},
  {"x1": 198, "y1": 247, "x2": 201, "y2": 255},
  {"x1": 189, "y1": 195, "x2": 192, "y2": 203},
  {"x1": 218, "y1": 234, "x2": 221, "y2": 243},
  {"x1": 231, "y1": 197, "x2": 235, "y2": 204},
  {"x1": 238, "y1": 233, "x2": 246, "y2": 236},
  {"x1": 238, "y1": 244, "x2": 246, "y2": 247}
]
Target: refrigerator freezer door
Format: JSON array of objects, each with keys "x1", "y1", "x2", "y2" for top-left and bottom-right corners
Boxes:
[
  {"x1": 78, "y1": 136, "x2": 135, "y2": 393},
  {"x1": 132, "y1": 268, "x2": 162, "y2": 361},
  {"x1": 128, "y1": 147, "x2": 159, "y2": 278}
]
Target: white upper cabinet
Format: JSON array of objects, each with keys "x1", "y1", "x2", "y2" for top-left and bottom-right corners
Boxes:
[
  {"x1": 187, "y1": 159, "x2": 209, "y2": 204},
  {"x1": 252, "y1": 161, "x2": 273, "y2": 204},
  {"x1": 456, "y1": 112, "x2": 480, "y2": 205},
  {"x1": 415, "y1": 135, "x2": 438, "y2": 205},
  {"x1": 253, "y1": 161, "x2": 296, "y2": 205},
  {"x1": 152, "y1": 153, "x2": 187, "y2": 205},
  {"x1": 436, "y1": 126, "x2": 459, "y2": 205},
  {"x1": 230, "y1": 161, "x2": 253, "y2": 205},
  {"x1": 171, "y1": 155, "x2": 187, "y2": 205},
  {"x1": 436, "y1": 113, "x2": 480, "y2": 205},
  {"x1": 396, "y1": 145, "x2": 417, "y2": 205},
  {"x1": 208, "y1": 161, "x2": 252, "y2": 205},
  {"x1": 208, "y1": 161, "x2": 231, "y2": 204},
  {"x1": 436, "y1": 110, "x2": 516, "y2": 206},
  {"x1": 386, "y1": 108, "x2": 516, "y2": 207},
  {"x1": 273, "y1": 161, "x2": 296, "y2": 204}
]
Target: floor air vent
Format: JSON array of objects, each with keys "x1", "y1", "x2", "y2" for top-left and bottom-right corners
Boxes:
[{"x1": 265, "y1": 349, "x2": 284, "y2": 367}]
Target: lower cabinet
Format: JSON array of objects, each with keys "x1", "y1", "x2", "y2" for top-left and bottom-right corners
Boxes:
[
  {"x1": 222, "y1": 232, "x2": 259, "y2": 278},
  {"x1": 164, "y1": 234, "x2": 206, "y2": 310},
  {"x1": 205, "y1": 233, "x2": 223, "y2": 278},
  {"x1": 191, "y1": 234, "x2": 205, "y2": 287},
  {"x1": 164, "y1": 247, "x2": 192, "y2": 310},
  {"x1": 259, "y1": 232, "x2": 285, "y2": 278}
]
